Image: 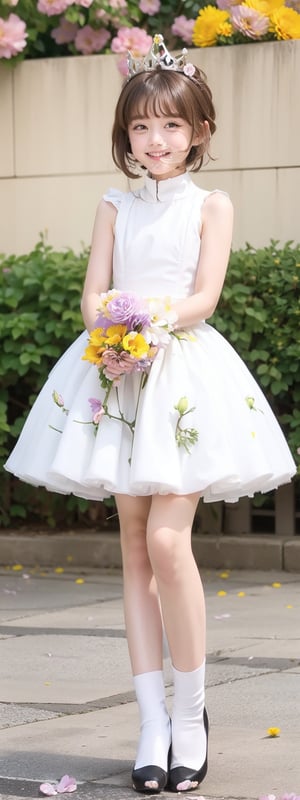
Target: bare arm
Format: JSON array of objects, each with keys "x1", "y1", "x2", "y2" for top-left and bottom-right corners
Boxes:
[
  {"x1": 81, "y1": 199, "x2": 116, "y2": 332},
  {"x1": 173, "y1": 191, "x2": 234, "y2": 328}
]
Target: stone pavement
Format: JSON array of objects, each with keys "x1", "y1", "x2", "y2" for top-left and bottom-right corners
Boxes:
[{"x1": 0, "y1": 566, "x2": 299, "y2": 800}]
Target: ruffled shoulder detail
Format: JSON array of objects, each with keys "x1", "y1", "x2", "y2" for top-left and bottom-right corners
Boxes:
[{"x1": 103, "y1": 188, "x2": 125, "y2": 211}]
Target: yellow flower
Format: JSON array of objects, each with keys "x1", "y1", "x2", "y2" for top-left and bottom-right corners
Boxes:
[
  {"x1": 245, "y1": 0, "x2": 283, "y2": 15},
  {"x1": 105, "y1": 324, "x2": 127, "y2": 346},
  {"x1": 269, "y1": 5, "x2": 300, "y2": 38},
  {"x1": 122, "y1": 332, "x2": 149, "y2": 359},
  {"x1": 219, "y1": 20, "x2": 234, "y2": 36},
  {"x1": 82, "y1": 328, "x2": 106, "y2": 365},
  {"x1": 267, "y1": 726, "x2": 280, "y2": 737},
  {"x1": 193, "y1": 5, "x2": 233, "y2": 47},
  {"x1": 89, "y1": 327, "x2": 106, "y2": 346}
]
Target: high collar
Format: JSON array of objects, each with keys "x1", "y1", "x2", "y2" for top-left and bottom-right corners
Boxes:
[{"x1": 139, "y1": 171, "x2": 192, "y2": 203}]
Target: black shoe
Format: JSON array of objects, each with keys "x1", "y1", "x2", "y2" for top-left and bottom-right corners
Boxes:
[
  {"x1": 168, "y1": 707, "x2": 209, "y2": 793},
  {"x1": 132, "y1": 764, "x2": 168, "y2": 795}
]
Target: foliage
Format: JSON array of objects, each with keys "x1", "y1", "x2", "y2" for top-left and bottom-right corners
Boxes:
[
  {"x1": 0, "y1": 0, "x2": 299, "y2": 65},
  {"x1": 0, "y1": 237, "x2": 299, "y2": 528},
  {"x1": 210, "y1": 240, "x2": 300, "y2": 468}
]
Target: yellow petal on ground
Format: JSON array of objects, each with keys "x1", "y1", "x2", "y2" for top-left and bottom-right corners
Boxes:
[
  {"x1": 272, "y1": 582, "x2": 281, "y2": 588},
  {"x1": 237, "y1": 591, "x2": 246, "y2": 597},
  {"x1": 286, "y1": 604, "x2": 293, "y2": 609},
  {"x1": 44, "y1": 682, "x2": 51, "y2": 686},
  {"x1": 217, "y1": 590, "x2": 227, "y2": 596},
  {"x1": 12, "y1": 564, "x2": 23, "y2": 571},
  {"x1": 66, "y1": 555, "x2": 73, "y2": 562},
  {"x1": 75, "y1": 578, "x2": 85, "y2": 584},
  {"x1": 267, "y1": 726, "x2": 280, "y2": 737},
  {"x1": 55, "y1": 567, "x2": 64, "y2": 574},
  {"x1": 219, "y1": 571, "x2": 230, "y2": 578}
]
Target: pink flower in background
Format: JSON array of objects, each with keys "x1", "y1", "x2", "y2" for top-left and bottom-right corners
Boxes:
[
  {"x1": 109, "y1": 0, "x2": 128, "y2": 8},
  {"x1": 0, "y1": 13, "x2": 27, "y2": 58},
  {"x1": 51, "y1": 18, "x2": 78, "y2": 44},
  {"x1": 7, "y1": 0, "x2": 19, "y2": 6},
  {"x1": 77, "y1": 0, "x2": 93, "y2": 7},
  {"x1": 37, "y1": 0, "x2": 72, "y2": 16},
  {"x1": 111, "y1": 25, "x2": 152, "y2": 55},
  {"x1": 139, "y1": 0, "x2": 161, "y2": 14},
  {"x1": 231, "y1": 4, "x2": 269, "y2": 37},
  {"x1": 217, "y1": 0, "x2": 240, "y2": 8},
  {"x1": 171, "y1": 14, "x2": 196, "y2": 44},
  {"x1": 116, "y1": 55, "x2": 129, "y2": 75},
  {"x1": 75, "y1": 25, "x2": 110, "y2": 54},
  {"x1": 96, "y1": 9, "x2": 111, "y2": 22}
]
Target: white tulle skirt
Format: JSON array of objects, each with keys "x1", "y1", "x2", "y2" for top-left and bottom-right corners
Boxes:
[{"x1": 4, "y1": 322, "x2": 296, "y2": 503}]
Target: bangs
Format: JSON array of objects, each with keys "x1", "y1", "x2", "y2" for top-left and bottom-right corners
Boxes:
[{"x1": 122, "y1": 72, "x2": 194, "y2": 128}]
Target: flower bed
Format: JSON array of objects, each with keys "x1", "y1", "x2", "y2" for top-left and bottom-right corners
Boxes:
[{"x1": 0, "y1": 0, "x2": 299, "y2": 64}]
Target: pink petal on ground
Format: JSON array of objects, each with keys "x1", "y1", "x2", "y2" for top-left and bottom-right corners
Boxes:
[
  {"x1": 39, "y1": 783, "x2": 58, "y2": 796},
  {"x1": 56, "y1": 775, "x2": 77, "y2": 793},
  {"x1": 259, "y1": 795, "x2": 277, "y2": 800}
]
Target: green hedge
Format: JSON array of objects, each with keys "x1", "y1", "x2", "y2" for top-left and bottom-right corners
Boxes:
[{"x1": 0, "y1": 237, "x2": 299, "y2": 528}]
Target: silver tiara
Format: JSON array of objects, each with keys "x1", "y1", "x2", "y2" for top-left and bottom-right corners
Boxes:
[{"x1": 127, "y1": 34, "x2": 196, "y2": 80}]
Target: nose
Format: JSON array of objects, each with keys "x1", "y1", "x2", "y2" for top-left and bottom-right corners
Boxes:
[{"x1": 148, "y1": 125, "x2": 165, "y2": 147}]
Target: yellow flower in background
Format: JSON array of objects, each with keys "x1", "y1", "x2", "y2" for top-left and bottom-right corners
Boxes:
[
  {"x1": 123, "y1": 332, "x2": 150, "y2": 359},
  {"x1": 269, "y1": 4, "x2": 300, "y2": 37},
  {"x1": 193, "y1": 5, "x2": 233, "y2": 47},
  {"x1": 246, "y1": 0, "x2": 284, "y2": 14}
]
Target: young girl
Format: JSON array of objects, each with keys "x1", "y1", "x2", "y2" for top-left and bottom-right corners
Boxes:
[{"x1": 5, "y1": 34, "x2": 296, "y2": 796}]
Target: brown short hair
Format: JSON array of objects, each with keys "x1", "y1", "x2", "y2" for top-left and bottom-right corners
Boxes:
[{"x1": 112, "y1": 67, "x2": 216, "y2": 179}]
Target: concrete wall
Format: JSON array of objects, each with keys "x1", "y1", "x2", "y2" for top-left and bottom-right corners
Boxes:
[{"x1": 1, "y1": 40, "x2": 299, "y2": 255}]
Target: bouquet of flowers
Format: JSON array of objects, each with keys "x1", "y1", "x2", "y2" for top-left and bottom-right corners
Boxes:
[
  {"x1": 52, "y1": 290, "x2": 199, "y2": 454},
  {"x1": 82, "y1": 289, "x2": 175, "y2": 387},
  {"x1": 80, "y1": 290, "x2": 177, "y2": 441}
]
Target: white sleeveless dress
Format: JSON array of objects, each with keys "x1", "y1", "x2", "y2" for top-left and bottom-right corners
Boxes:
[{"x1": 4, "y1": 172, "x2": 296, "y2": 502}]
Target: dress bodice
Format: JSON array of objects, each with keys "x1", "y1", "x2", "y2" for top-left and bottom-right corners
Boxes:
[{"x1": 103, "y1": 172, "x2": 210, "y2": 299}]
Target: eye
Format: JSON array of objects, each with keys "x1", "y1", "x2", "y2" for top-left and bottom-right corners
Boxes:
[
  {"x1": 165, "y1": 121, "x2": 181, "y2": 129},
  {"x1": 131, "y1": 122, "x2": 147, "y2": 131}
]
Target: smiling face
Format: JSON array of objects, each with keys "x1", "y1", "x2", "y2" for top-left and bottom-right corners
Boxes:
[
  {"x1": 112, "y1": 68, "x2": 216, "y2": 180},
  {"x1": 128, "y1": 114, "x2": 200, "y2": 180}
]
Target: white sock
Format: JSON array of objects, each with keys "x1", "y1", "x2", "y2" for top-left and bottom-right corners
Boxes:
[
  {"x1": 133, "y1": 670, "x2": 171, "y2": 771},
  {"x1": 171, "y1": 661, "x2": 206, "y2": 770}
]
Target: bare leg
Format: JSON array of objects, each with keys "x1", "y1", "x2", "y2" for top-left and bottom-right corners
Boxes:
[
  {"x1": 115, "y1": 494, "x2": 171, "y2": 790},
  {"x1": 146, "y1": 492, "x2": 205, "y2": 670},
  {"x1": 146, "y1": 493, "x2": 208, "y2": 791},
  {"x1": 115, "y1": 493, "x2": 162, "y2": 674}
]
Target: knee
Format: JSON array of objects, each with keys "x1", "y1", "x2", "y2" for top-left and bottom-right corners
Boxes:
[{"x1": 146, "y1": 526, "x2": 183, "y2": 585}]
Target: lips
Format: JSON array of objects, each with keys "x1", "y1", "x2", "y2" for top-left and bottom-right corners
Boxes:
[{"x1": 147, "y1": 151, "x2": 170, "y2": 158}]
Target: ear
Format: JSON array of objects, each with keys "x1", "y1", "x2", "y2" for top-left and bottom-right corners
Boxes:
[{"x1": 192, "y1": 120, "x2": 211, "y2": 147}]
